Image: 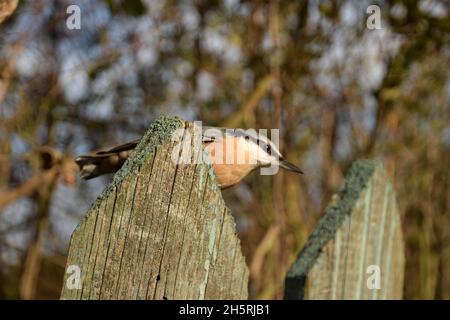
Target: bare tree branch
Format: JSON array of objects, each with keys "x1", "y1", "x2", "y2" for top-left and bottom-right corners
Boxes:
[
  {"x1": 0, "y1": 0, "x2": 17, "y2": 24},
  {"x1": 0, "y1": 166, "x2": 59, "y2": 211}
]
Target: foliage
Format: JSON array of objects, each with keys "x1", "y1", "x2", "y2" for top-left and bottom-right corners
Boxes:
[{"x1": 0, "y1": 0, "x2": 448, "y2": 299}]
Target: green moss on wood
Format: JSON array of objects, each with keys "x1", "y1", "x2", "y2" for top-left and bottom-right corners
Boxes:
[
  {"x1": 75, "y1": 115, "x2": 183, "y2": 226},
  {"x1": 108, "y1": 115, "x2": 183, "y2": 189},
  {"x1": 64, "y1": 117, "x2": 249, "y2": 299},
  {"x1": 284, "y1": 159, "x2": 381, "y2": 299}
]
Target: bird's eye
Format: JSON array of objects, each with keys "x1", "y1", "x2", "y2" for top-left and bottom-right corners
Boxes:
[
  {"x1": 266, "y1": 144, "x2": 271, "y2": 153},
  {"x1": 244, "y1": 135, "x2": 249, "y2": 140}
]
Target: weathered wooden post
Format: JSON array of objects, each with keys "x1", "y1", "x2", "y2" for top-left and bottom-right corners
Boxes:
[
  {"x1": 61, "y1": 116, "x2": 248, "y2": 299},
  {"x1": 285, "y1": 160, "x2": 405, "y2": 299}
]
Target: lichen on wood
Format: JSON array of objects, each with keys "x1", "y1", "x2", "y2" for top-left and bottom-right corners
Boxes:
[
  {"x1": 285, "y1": 160, "x2": 404, "y2": 300},
  {"x1": 61, "y1": 116, "x2": 248, "y2": 300}
]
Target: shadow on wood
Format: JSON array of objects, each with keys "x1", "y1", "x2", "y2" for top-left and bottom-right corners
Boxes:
[
  {"x1": 61, "y1": 116, "x2": 248, "y2": 299},
  {"x1": 284, "y1": 160, "x2": 404, "y2": 300}
]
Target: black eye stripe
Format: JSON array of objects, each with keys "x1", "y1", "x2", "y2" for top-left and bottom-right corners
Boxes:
[{"x1": 240, "y1": 134, "x2": 274, "y2": 155}]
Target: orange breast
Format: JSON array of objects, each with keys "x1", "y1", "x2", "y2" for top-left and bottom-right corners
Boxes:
[{"x1": 204, "y1": 137, "x2": 257, "y2": 188}]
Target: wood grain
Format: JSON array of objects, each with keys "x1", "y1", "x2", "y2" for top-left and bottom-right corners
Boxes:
[
  {"x1": 61, "y1": 116, "x2": 248, "y2": 299},
  {"x1": 285, "y1": 160, "x2": 404, "y2": 300}
]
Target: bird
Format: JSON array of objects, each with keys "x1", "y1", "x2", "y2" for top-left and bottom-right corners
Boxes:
[{"x1": 75, "y1": 126, "x2": 303, "y2": 189}]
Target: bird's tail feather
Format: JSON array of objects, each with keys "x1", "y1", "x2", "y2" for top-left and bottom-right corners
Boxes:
[
  {"x1": 75, "y1": 140, "x2": 139, "y2": 180},
  {"x1": 75, "y1": 155, "x2": 109, "y2": 180}
]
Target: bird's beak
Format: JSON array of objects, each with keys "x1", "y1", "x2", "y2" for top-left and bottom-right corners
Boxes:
[{"x1": 279, "y1": 158, "x2": 304, "y2": 174}]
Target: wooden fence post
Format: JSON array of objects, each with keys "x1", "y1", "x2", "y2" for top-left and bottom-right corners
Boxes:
[
  {"x1": 284, "y1": 160, "x2": 405, "y2": 299},
  {"x1": 60, "y1": 116, "x2": 249, "y2": 299}
]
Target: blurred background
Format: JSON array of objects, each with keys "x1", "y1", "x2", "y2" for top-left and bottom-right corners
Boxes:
[{"x1": 0, "y1": 0, "x2": 448, "y2": 299}]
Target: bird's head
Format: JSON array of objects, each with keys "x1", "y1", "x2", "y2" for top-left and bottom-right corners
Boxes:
[{"x1": 237, "y1": 130, "x2": 304, "y2": 174}]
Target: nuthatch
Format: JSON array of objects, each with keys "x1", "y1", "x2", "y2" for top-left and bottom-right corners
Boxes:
[{"x1": 75, "y1": 126, "x2": 303, "y2": 189}]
